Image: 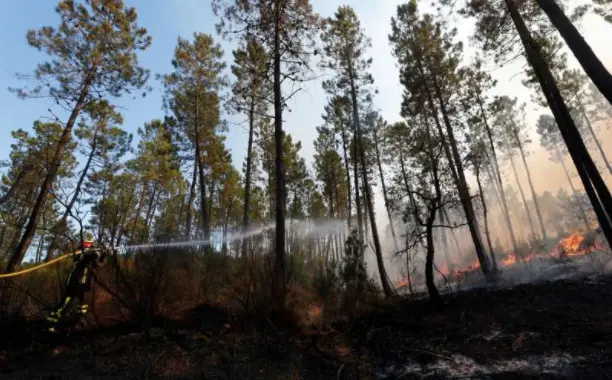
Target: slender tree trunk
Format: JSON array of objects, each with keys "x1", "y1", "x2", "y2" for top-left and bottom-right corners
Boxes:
[
  {"x1": 340, "y1": 120, "x2": 353, "y2": 228},
  {"x1": 45, "y1": 130, "x2": 99, "y2": 261},
  {"x1": 437, "y1": 208, "x2": 453, "y2": 271},
  {"x1": 185, "y1": 162, "x2": 198, "y2": 239},
  {"x1": 580, "y1": 103, "x2": 612, "y2": 175},
  {"x1": 442, "y1": 207, "x2": 462, "y2": 257},
  {"x1": 143, "y1": 186, "x2": 160, "y2": 241},
  {"x1": 193, "y1": 92, "x2": 211, "y2": 241},
  {"x1": 6, "y1": 78, "x2": 91, "y2": 272},
  {"x1": 507, "y1": 144, "x2": 537, "y2": 240},
  {"x1": 556, "y1": 144, "x2": 591, "y2": 231},
  {"x1": 348, "y1": 62, "x2": 393, "y2": 297},
  {"x1": 515, "y1": 130, "x2": 548, "y2": 239},
  {"x1": 241, "y1": 100, "x2": 256, "y2": 258},
  {"x1": 273, "y1": 0, "x2": 286, "y2": 311},
  {"x1": 373, "y1": 126, "x2": 400, "y2": 254},
  {"x1": 475, "y1": 162, "x2": 497, "y2": 271},
  {"x1": 505, "y1": 0, "x2": 612, "y2": 248},
  {"x1": 352, "y1": 130, "x2": 363, "y2": 243},
  {"x1": 478, "y1": 94, "x2": 519, "y2": 252},
  {"x1": 536, "y1": 0, "x2": 612, "y2": 106},
  {"x1": 431, "y1": 74, "x2": 490, "y2": 275},
  {"x1": 425, "y1": 218, "x2": 442, "y2": 306},
  {"x1": 130, "y1": 182, "x2": 149, "y2": 243}
]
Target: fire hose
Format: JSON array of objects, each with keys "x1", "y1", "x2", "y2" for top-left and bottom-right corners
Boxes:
[{"x1": 0, "y1": 248, "x2": 107, "y2": 279}]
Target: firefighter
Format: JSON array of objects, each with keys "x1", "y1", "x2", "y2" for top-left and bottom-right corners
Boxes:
[{"x1": 46, "y1": 240, "x2": 108, "y2": 333}]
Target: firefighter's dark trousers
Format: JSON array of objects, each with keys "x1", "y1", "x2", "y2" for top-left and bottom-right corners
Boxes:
[{"x1": 46, "y1": 285, "x2": 89, "y2": 333}]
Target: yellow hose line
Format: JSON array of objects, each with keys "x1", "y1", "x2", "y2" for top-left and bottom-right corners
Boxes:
[{"x1": 0, "y1": 250, "x2": 85, "y2": 279}]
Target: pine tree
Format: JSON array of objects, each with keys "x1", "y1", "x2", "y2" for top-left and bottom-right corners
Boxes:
[
  {"x1": 464, "y1": 0, "x2": 612, "y2": 252},
  {"x1": 6, "y1": 0, "x2": 151, "y2": 272},
  {"x1": 162, "y1": 33, "x2": 227, "y2": 243},
  {"x1": 1, "y1": 122, "x2": 78, "y2": 260},
  {"x1": 493, "y1": 96, "x2": 548, "y2": 241},
  {"x1": 213, "y1": 0, "x2": 319, "y2": 310},
  {"x1": 321, "y1": 5, "x2": 393, "y2": 297},
  {"x1": 228, "y1": 38, "x2": 271, "y2": 257},
  {"x1": 390, "y1": 0, "x2": 493, "y2": 277},
  {"x1": 534, "y1": 0, "x2": 612, "y2": 105},
  {"x1": 460, "y1": 60, "x2": 519, "y2": 254}
]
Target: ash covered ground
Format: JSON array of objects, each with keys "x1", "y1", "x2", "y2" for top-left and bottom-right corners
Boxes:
[{"x1": 3, "y1": 253, "x2": 612, "y2": 379}]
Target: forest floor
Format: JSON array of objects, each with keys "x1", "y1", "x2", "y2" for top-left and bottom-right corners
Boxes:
[{"x1": 2, "y1": 273, "x2": 612, "y2": 379}]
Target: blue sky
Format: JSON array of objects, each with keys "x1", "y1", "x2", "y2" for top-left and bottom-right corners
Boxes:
[
  {"x1": 1, "y1": 0, "x2": 611, "y2": 273},
  {"x1": 0, "y1": 0, "x2": 402, "y2": 171}
]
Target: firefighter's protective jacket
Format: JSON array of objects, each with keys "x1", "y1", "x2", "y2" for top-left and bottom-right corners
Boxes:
[{"x1": 65, "y1": 250, "x2": 105, "y2": 290}]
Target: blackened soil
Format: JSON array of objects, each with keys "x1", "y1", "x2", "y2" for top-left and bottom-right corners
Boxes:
[{"x1": 2, "y1": 276, "x2": 612, "y2": 379}]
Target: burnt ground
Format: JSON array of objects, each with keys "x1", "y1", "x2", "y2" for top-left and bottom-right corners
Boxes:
[{"x1": 2, "y1": 275, "x2": 612, "y2": 379}]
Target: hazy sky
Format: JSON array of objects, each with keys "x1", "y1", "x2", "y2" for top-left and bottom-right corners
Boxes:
[{"x1": 1, "y1": 1, "x2": 611, "y2": 273}]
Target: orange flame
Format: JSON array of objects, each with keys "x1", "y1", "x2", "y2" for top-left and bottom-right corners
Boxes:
[
  {"x1": 560, "y1": 232, "x2": 585, "y2": 253},
  {"x1": 502, "y1": 252, "x2": 517, "y2": 266}
]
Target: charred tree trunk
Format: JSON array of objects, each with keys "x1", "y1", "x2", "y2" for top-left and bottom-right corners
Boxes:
[
  {"x1": 505, "y1": 0, "x2": 612, "y2": 248},
  {"x1": 536, "y1": 0, "x2": 612, "y2": 106},
  {"x1": 6, "y1": 76, "x2": 92, "y2": 272}
]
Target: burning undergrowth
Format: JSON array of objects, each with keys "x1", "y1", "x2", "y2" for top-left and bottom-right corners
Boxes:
[{"x1": 395, "y1": 230, "x2": 611, "y2": 295}]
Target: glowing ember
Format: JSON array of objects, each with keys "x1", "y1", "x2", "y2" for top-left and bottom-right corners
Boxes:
[
  {"x1": 502, "y1": 252, "x2": 517, "y2": 266},
  {"x1": 396, "y1": 278, "x2": 410, "y2": 288}
]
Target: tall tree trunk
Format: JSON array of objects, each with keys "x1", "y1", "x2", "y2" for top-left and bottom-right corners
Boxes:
[
  {"x1": 185, "y1": 161, "x2": 198, "y2": 239},
  {"x1": 130, "y1": 182, "x2": 149, "y2": 243},
  {"x1": 273, "y1": 0, "x2": 286, "y2": 311},
  {"x1": 437, "y1": 208, "x2": 453, "y2": 271},
  {"x1": 478, "y1": 93, "x2": 519, "y2": 252},
  {"x1": 241, "y1": 100, "x2": 256, "y2": 258},
  {"x1": 340, "y1": 120, "x2": 353, "y2": 228},
  {"x1": 475, "y1": 162, "x2": 497, "y2": 271},
  {"x1": 431, "y1": 74, "x2": 491, "y2": 275},
  {"x1": 348, "y1": 62, "x2": 393, "y2": 297},
  {"x1": 373, "y1": 126, "x2": 400, "y2": 254},
  {"x1": 442, "y1": 207, "x2": 462, "y2": 257},
  {"x1": 507, "y1": 144, "x2": 537, "y2": 240},
  {"x1": 425, "y1": 217, "x2": 442, "y2": 306},
  {"x1": 143, "y1": 186, "x2": 160, "y2": 241},
  {"x1": 514, "y1": 129, "x2": 548, "y2": 239},
  {"x1": 579, "y1": 102, "x2": 612, "y2": 175},
  {"x1": 556, "y1": 144, "x2": 591, "y2": 231},
  {"x1": 194, "y1": 94, "x2": 210, "y2": 241},
  {"x1": 536, "y1": 0, "x2": 612, "y2": 106},
  {"x1": 352, "y1": 129, "x2": 364, "y2": 243},
  {"x1": 505, "y1": 0, "x2": 612, "y2": 248},
  {"x1": 45, "y1": 129, "x2": 99, "y2": 261},
  {"x1": 6, "y1": 77, "x2": 91, "y2": 272}
]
